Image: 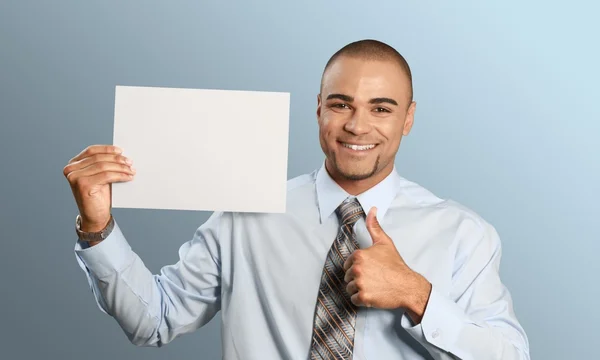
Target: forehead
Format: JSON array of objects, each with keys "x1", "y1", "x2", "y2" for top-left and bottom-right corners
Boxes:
[{"x1": 321, "y1": 56, "x2": 410, "y2": 101}]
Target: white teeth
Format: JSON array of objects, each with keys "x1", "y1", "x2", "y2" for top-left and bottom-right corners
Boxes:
[{"x1": 342, "y1": 143, "x2": 376, "y2": 151}]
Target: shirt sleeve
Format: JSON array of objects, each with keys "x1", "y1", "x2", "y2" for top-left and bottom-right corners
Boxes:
[
  {"x1": 73, "y1": 212, "x2": 223, "y2": 347},
  {"x1": 400, "y1": 219, "x2": 530, "y2": 360}
]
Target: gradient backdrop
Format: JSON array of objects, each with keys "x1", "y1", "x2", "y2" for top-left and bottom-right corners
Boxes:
[{"x1": 1, "y1": 1, "x2": 598, "y2": 359}]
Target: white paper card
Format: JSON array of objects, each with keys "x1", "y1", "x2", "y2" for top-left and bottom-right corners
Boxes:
[{"x1": 111, "y1": 85, "x2": 290, "y2": 213}]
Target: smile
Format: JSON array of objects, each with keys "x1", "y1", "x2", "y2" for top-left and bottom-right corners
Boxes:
[{"x1": 341, "y1": 142, "x2": 377, "y2": 151}]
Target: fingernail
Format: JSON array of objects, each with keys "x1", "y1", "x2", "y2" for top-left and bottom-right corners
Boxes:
[
  {"x1": 125, "y1": 158, "x2": 133, "y2": 165},
  {"x1": 114, "y1": 146, "x2": 123, "y2": 153},
  {"x1": 130, "y1": 167, "x2": 136, "y2": 172}
]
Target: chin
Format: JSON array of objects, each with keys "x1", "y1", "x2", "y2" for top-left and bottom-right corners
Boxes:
[
  {"x1": 335, "y1": 158, "x2": 380, "y2": 181},
  {"x1": 341, "y1": 170, "x2": 376, "y2": 181}
]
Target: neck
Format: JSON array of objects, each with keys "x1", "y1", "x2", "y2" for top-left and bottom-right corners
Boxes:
[{"x1": 325, "y1": 160, "x2": 393, "y2": 195}]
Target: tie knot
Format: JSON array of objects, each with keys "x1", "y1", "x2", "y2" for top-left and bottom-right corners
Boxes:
[{"x1": 335, "y1": 197, "x2": 364, "y2": 226}]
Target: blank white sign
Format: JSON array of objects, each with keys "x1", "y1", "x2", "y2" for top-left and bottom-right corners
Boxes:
[{"x1": 111, "y1": 85, "x2": 290, "y2": 213}]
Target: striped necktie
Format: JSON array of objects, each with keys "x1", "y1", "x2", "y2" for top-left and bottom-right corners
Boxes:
[{"x1": 309, "y1": 197, "x2": 364, "y2": 359}]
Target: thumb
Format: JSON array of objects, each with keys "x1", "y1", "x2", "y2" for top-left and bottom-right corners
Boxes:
[{"x1": 366, "y1": 207, "x2": 391, "y2": 245}]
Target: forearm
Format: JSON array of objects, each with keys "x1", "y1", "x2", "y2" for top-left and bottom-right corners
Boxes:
[
  {"x1": 75, "y1": 226, "x2": 165, "y2": 346},
  {"x1": 74, "y1": 219, "x2": 222, "y2": 347},
  {"x1": 401, "y1": 217, "x2": 531, "y2": 359}
]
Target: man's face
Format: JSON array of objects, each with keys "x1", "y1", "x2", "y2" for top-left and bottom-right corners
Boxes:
[{"x1": 317, "y1": 56, "x2": 416, "y2": 183}]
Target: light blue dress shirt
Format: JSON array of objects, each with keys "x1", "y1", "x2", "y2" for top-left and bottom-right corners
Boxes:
[{"x1": 74, "y1": 164, "x2": 530, "y2": 359}]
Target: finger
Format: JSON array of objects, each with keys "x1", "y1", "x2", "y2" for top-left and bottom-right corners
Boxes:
[
  {"x1": 64, "y1": 153, "x2": 132, "y2": 178},
  {"x1": 69, "y1": 145, "x2": 122, "y2": 164},
  {"x1": 366, "y1": 207, "x2": 380, "y2": 236},
  {"x1": 82, "y1": 170, "x2": 134, "y2": 186},
  {"x1": 346, "y1": 280, "x2": 359, "y2": 296},
  {"x1": 67, "y1": 162, "x2": 135, "y2": 183},
  {"x1": 343, "y1": 253, "x2": 354, "y2": 271},
  {"x1": 351, "y1": 292, "x2": 368, "y2": 307},
  {"x1": 366, "y1": 207, "x2": 392, "y2": 245},
  {"x1": 344, "y1": 265, "x2": 355, "y2": 283}
]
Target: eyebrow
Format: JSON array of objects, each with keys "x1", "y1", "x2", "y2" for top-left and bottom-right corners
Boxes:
[
  {"x1": 369, "y1": 97, "x2": 398, "y2": 106},
  {"x1": 326, "y1": 94, "x2": 354, "y2": 102},
  {"x1": 325, "y1": 94, "x2": 398, "y2": 106}
]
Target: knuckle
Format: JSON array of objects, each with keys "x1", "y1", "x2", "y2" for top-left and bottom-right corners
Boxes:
[
  {"x1": 353, "y1": 250, "x2": 363, "y2": 262},
  {"x1": 355, "y1": 277, "x2": 364, "y2": 289},
  {"x1": 352, "y1": 265, "x2": 361, "y2": 276},
  {"x1": 358, "y1": 292, "x2": 368, "y2": 304},
  {"x1": 97, "y1": 162, "x2": 110, "y2": 171},
  {"x1": 90, "y1": 153, "x2": 101, "y2": 162},
  {"x1": 74, "y1": 176, "x2": 87, "y2": 189},
  {"x1": 66, "y1": 172, "x2": 77, "y2": 184},
  {"x1": 344, "y1": 271, "x2": 352, "y2": 283}
]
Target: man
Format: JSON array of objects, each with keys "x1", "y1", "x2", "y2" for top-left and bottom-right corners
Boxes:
[{"x1": 64, "y1": 39, "x2": 530, "y2": 359}]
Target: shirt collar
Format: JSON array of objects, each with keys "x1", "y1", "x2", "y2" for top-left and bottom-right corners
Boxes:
[{"x1": 315, "y1": 162, "x2": 401, "y2": 224}]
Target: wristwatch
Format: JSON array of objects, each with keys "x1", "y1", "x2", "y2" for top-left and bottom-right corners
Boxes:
[{"x1": 75, "y1": 214, "x2": 115, "y2": 242}]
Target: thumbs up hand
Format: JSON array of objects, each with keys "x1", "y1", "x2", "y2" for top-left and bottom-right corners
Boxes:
[{"x1": 343, "y1": 207, "x2": 432, "y2": 324}]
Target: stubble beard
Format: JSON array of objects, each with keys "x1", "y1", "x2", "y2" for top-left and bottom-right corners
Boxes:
[{"x1": 331, "y1": 154, "x2": 381, "y2": 181}]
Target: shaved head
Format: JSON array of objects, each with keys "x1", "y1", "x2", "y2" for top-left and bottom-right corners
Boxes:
[
  {"x1": 316, "y1": 39, "x2": 417, "y2": 194},
  {"x1": 320, "y1": 39, "x2": 413, "y2": 103}
]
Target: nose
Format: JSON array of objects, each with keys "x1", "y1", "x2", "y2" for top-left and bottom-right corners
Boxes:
[{"x1": 344, "y1": 109, "x2": 372, "y2": 135}]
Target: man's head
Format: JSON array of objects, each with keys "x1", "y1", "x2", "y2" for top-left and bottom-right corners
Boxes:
[{"x1": 317, "y1": 39, "x2": 416, "y2": 193}]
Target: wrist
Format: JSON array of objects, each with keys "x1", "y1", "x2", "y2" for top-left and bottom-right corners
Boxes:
[
  {"x1": 405, "y1": 273, "x2": 432, "y2": 324},
  {"x1": 80, "y1": 216, "x2": 111, "y2": 233}
]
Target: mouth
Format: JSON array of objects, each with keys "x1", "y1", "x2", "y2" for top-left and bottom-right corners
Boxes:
[{"x1": 339, "y1": 142, "x2": 378, "y2": 152}]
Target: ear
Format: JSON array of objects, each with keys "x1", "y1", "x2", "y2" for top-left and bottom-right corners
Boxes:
[
  {"x1": 316, "y1": 93, "x2": 322, "y2": 119},
  {"x1": 402, "y1": 101, "x2": 417, "y2": 136}
]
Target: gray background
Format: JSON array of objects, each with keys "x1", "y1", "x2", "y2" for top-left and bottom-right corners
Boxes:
[{"x1": 1, "y1": 1, "x2": 598, "y2": 359}]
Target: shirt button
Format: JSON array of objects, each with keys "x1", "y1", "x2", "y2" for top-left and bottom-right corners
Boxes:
[{"x1": 432, "y1": 330, "x2": 441, "y2": 339}]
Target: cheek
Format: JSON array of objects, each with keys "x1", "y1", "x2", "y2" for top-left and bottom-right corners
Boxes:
[
  {"x1": 319, "y1": 115, "x2": 338, "y2": 140},
  {"x1": 317, "y1": 117, "x2": 332, "y2": 151},
  {"x1": 375, "y1": 120, "x2": 404, "y2": 144}
]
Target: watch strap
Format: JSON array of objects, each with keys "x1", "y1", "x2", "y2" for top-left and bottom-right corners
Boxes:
[{"x1": 76, "y1": 214, "x2": 115, "y2": 242}]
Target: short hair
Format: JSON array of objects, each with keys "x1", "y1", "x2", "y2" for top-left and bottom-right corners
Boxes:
[{"x1": 320, "y1": 39, "x2": 413, "y2": 102}]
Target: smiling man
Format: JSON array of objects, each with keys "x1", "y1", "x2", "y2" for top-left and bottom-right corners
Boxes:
[
  {"x1": 317, "y1": 47, "x2": 415, "y2": 193},
  {"x1": 68, "y1": 39, "x2": 530, "y2": 359}
]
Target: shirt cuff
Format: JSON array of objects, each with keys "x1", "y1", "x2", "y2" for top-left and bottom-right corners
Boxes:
[
  {"x1": 401, "y1": 285, "x2": 476, "y2": 352},
  {"x1": 74, "y1": 220, "x2": 134, "y2": 278}
]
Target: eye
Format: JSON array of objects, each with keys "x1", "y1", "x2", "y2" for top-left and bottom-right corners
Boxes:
[
  {"x1": 374, "y1": 107, "x2": 391, "y2": 113},
  {"x1": 331, "y1": 103, "x2": 350, "y2": 109}
]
